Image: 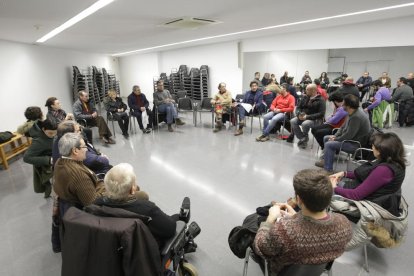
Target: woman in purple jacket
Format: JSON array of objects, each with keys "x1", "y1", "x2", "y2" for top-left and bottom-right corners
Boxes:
[{"x1": 330, "y1": 132, "x2": 406, "y2": 216}]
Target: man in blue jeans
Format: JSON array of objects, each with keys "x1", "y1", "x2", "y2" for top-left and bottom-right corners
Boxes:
[
  {"x1": 315, "y1": 94, "x2": 371, "y2": 172},
  {"x1": 153, "y1": 80, "x2": 185, "y2": 132},
  {"x1": 256, "y1": 84, "x2": 295, "y2": 142}
]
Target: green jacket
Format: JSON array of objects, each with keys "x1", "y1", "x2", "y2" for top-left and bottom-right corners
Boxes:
[{"x1": 23, "y1": 122, "x2": 54, "y2": 193}]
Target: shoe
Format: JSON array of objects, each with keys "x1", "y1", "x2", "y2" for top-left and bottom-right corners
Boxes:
[
  {"x1": 175, "y1": 118, "x2": 185, "y2": 126},
  {"x1": 179, "y1": 197, "x2": 191, "y2": 223},
  {"x1": 213, "y1": 126, "x2": 222, "y2": 133},
  {"x1": 122, "y1": 132, "x2": 129, "y2": 138},
  {"x1": 168, "y1": 124, "x2": 174, "y2": 132},
  {"x1": 298, "y1": 141, "x2": 307, "y2": 149},
  {"x1": 315, "y1": 160, "x2": 325, "y2": 168},
  {"x1": 260, "y1": 135, "x2": 270, "y2": 142},
  {"x1": 297, "y1": 137, "x2": 307, "y2": 147},
  {"x1": 106, "y1": 137, "x2": 116, "y2": 144},
  {"x1": 234, "y1": 129, "x2": 243, "y2": 136},
  {"x1": 256, "y1": 134, "x2": 266, "y2": 141},
  {"x1": 101, "y1": 136, "x2": 109, "y2": 144},
  {"x1": 142, "y1": 128, "x2": 151, "y2": 134},
  {"x1": 286, "y1": 134, "x2": 294, "y2": 143},
  {"x1": 145, "y1": 127, "x2": 152, "y2": 133}
]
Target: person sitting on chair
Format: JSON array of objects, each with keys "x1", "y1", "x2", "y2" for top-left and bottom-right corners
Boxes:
[
  {"x1": 356, "y1": 72, "x2": 372, "y2": 101},
  {"x1": 52, "y1": 121, "x2": 112, "y2": 179},
  {"x1": 16, "y1": 106, "x2": 44, "y2": 136},
  {"x1": 378, "y1": 72, "x2": 391, "y2": 88},
  {"x1": 337, "y1": 77, "x2": 360, "y2": 98},
  {"x1": 53, "y1": 132, "x2": 106, "y2": 207},
  {"x1": 315, "y1": 94, "x2": 371, "y2": 173},
  {"x1": 362, "y1": 80, "x2": 392, "y2": 127},
  {"x1": 94, "y1": 163, "x2": 182, "y2": 247},
  {"x1": 253, "y1": 169, "x2": 352, "y2": 275},
  {"x1": 211, "y1": 82, "x2": 232, "y2": 133},
  {"x1": 23, "y1": 118, "x2": 57, "y2": 198},
  {"x1": 234, "y1": 81, "x2": 265, "y2": 136},
  {"x1": 153, "y1": 80, "x2": 185, "y2": 132},
  {"x1": 45, "y1": 96, "x2": 93, "y2": 144},
  {"x1": 256, "y1": 84, "x2": 295, "y2": 142},
  {"x1": 104, "y1": 89, "x2": 130, "y2": 137},
  {"x1": 329, "y1": 132, "x2": 406, "y2": 216},
  {"x1": 127, "y1": 85, "x2": 153, "y2": 134},
  {"x1": 73, "y1": 90, "x2": 115, "y2": 144},
  {"x1": 392, "y1": 77, "x2": 413, "y2": 103},
  {"x1": 311, "y1": 92, "x2": 347, "y2": 151},
  {"x1": 287, "y1": 84, "x2": 326, "y2": 149}
]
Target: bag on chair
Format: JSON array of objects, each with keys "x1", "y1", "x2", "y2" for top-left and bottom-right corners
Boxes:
[{"x1": 0, "y1": 131, "x2": 14, "y2": 143}]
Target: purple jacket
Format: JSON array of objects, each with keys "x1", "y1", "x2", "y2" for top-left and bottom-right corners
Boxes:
[
  {"x1": 367, "y1": 87, "x2": 391, "y2": 110},
  {"x1": 326, "y1": 106, "x2": 347, "y2": 125}
]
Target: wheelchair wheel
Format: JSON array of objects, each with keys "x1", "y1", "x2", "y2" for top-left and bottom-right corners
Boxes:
[{"x1": 178, "y1": 262, "x2": 198, "y2": 276}]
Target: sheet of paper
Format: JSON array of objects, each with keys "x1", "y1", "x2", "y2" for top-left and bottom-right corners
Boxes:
[{"x1": 241, "y1": 103, "x2": 253, "y2": 113}]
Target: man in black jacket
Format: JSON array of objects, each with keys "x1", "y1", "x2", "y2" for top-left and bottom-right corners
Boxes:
[{"x1": 287, "y1": 84, "x2": 326, "y2": 149}]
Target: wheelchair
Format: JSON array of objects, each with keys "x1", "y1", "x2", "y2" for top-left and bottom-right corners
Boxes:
[{"x1": 61, "y1": 197, "x2": 201, "y2": 276}]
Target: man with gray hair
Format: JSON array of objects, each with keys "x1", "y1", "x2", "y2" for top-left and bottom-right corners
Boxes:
[
  {"x1": 53, "y1": 132, "x2": 105, "y2": 207},
  {"x1": 94, "y1": 163, "x2": 178, "y2": 247},
  {"x1": 73, "y1": 90, "x2": 115, "y2": 144}
]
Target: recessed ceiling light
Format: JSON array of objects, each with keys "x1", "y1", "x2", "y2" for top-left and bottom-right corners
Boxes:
[
  {"x1": 113, "y1": 2, "x2": 414, "y2": 56},
  {"x1": 36, "y1": 0, "x2": 114, "y2": 43}
]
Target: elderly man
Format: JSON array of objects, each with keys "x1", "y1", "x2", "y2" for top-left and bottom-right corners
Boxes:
[
  {"x1": 234, "y1": 81, "x2": 265, "y2": 136},
  {"x1": 315, "y1": 94, "x2": 371, "y2": 172},
  {"x1": 253, "y1": 169, "x2": 352, "y2": 275},
  {"x1": 94, "y1": 163, "x2": 177, "y2": 247},
  {"x1": 128, "y1": 85, "x2": 153, "y2": 134},
  {"x1": 287, "y1": 84, "x2": 326, "y2": 149},
  {"x1": 356, "y1": 72, "x2": 373, "y2": 100},
  {"x1": 211, "y1": 82, "x2": 232, "y2": 133},
  {"x1": 53, "y1": 132, "x2": 105, "y2": 207},
  {"x1": 256, "y1": 84, "x2": 295, "y2": 142},
  {"x1": 73, "y1": 90, "x2": 115, "y2": 144},
  {"x1": 153, "y1": 80, "x2": 185, "y2": 132}
]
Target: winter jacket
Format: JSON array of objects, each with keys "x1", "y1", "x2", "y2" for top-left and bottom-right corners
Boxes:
[
  {"x1": 128, "y1": 92, "x2": 150, "y2": 115},
  {"x1": 104, "y1": 97, "x2": 128, "y2": 114},
  {"x1": 296, "y1": 94, "x2": 326, "y2": 121},
  {"x1": 73, "y1": 99, "x2": 97, "y2": 120},
  {"x1": 243, "y1": 90, "x2": 265, "y2": 113},
  {"x1": 330, "y1": 195, "x2": 408, "y2": 251}
]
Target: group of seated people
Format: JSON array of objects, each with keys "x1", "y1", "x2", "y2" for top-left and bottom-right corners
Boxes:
[{"x1": 15, "y1": 68, "x2": 411, "y2": 274}]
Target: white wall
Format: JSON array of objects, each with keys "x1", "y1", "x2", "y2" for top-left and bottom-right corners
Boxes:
[
  {"x1": 0, "y1": 39, "x2": 117, "y2": 131},
  {"x1": 243, "y1": 50, "x2": 329, "y2": 90},
  {"x1": 330, "y1": 46, "x2": 414, "y2": 89},
  {"x1": 118, "y1": 41, "x2": 243, "y2": 101}
]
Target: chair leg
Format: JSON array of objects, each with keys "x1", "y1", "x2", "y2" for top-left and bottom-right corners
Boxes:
[
  {"x1": 211, "y1": 112, "x2": 214, "y2": 129},
  {"x1": 243, "y1": 247, "x2": 251, "y2": 276},
  {"x1": 111, "y1": 120, "x2": 116, "y2": 138},
  {"x1": 250, "y1": 116, "x2": 253, "y2": 134},
  {"x1": 363, "y1": 244, "x2": 369, "y2": 272}
]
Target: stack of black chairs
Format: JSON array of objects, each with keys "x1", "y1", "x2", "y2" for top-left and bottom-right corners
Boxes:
[{"x1": 72, "y1": 66, "x2": 94, "y2": 102}]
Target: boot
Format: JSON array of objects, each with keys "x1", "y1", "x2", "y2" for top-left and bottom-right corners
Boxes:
[
  {"x1": 175, "y1": 118, "x2": 185, "y2": 126},
  {"x1": 213, "y1": 120, "x2": 223, "y2": 133}
]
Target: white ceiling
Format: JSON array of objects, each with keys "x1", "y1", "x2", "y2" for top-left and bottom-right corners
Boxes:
[{"x1": 1, "y1": 0, "x2": 414, "y2": 55}]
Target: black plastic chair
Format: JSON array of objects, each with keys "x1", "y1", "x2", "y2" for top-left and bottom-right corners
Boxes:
[
  {"x1": 177, "y1": 98, "x2": 195, "y2": 125},
  {"x1": 106, "y1": 112, "x2": 117, "y2": 137},
  {"x1": 196, "y1": 97, "x2": 213, "y2": 127}
]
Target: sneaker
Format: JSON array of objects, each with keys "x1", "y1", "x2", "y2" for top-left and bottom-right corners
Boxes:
[
  {"x1": 106, "y1": 137, "x2": 116, "y2": 144},
  {"x1": 168, "y1": 125, "x2": 174, "y2": 132},
  {"x1": 286, "y1": 134, "x2": 294, "y2": 143},
  {"x1": 297, "y1": 137, "x2": 307, "y2": 146},
  {"x1": 234, "y1": 129, "x2": 243, "y2": 136},
  {"x1": 142, "y1": 128, "x2": 151, "y2": 134},
  {"x1": 260, "y1": 135, "x2": 270, "y2": 142},
  {"x1": 175, "y1": 118, "x2": 185, "y2": 126},
  {"x1": 315, "y1": 160, "x2": 325, "y2": 168},
  {"x1": 256, "y1": 134, "x2": 266, "y2": 141}
]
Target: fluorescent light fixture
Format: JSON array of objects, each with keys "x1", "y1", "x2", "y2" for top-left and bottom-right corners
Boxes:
[
  {"x1": 36, "y1": 0, "x2": 114, "y2": 43},
  {"x1": 113, "y1": 2, "x2": 414, "y2": 56}
]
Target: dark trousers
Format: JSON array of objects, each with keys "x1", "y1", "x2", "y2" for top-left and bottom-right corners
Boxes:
[
  {"x1": 86, "y1": 116, "x2": 112, "y2": 138},
  {"x1": 311, "y1": 124, "x2": 334, "y2": 149},
  {"x1": 132, "y1": 108, "x2": 153, "y2": 129},
  {"x1": 113, "y1": 112, "x2": 129, "y2": 134}
]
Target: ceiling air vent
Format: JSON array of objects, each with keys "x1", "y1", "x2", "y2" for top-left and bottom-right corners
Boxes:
[{"x1": 162, "y1": 17, "x2": 220, "y2": 29}]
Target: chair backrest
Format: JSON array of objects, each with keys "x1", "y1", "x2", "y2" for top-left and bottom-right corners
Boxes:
[
  {"x1": 278, "y1": 262, "x2": 332, "y2": 276},
  {"x1": 61, "y1": 206, "x2": 162, "y2": 276},
  {"x1": 200, "y1": 97, "x2": 213, "y2": 110},
  {"x1": 176, "y1": 90, "x2": 187, "y2": 99},
  {"x1": 178, "y1": 98, "x2": 193, "y2": 111},
  {"x1": 235, "y1": 94, "x2": 244, "y2": 102}
]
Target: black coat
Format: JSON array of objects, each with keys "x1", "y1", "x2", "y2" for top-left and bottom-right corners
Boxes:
[
  {"x1": 61, "y1": 206, "x2": 162, "y2": 276},
  {"x1": 398, "y1": 98, "x2": 414, "y2": 126}
]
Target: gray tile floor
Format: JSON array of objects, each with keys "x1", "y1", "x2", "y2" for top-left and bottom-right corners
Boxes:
[{"x1": 1, "y1": 112, "x2": 413, "y2": 276}]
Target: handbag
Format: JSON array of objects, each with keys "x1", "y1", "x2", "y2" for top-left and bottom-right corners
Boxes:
[{"x1": 0, "y1": 131, "x2": 15, "y2": 143}]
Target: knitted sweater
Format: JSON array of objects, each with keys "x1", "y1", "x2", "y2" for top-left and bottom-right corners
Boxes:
[
  {"x1": 254, "y1": 212, "x2": 352, "y2": 275},
  {"x1": 54, "y1": 158, "x2": 105, "y2": 206},
  {"x1": 153, "y1": 90, "x2": 173, "y2": 106}
]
